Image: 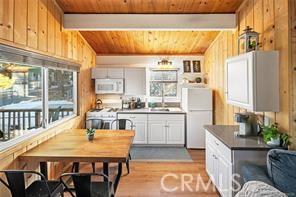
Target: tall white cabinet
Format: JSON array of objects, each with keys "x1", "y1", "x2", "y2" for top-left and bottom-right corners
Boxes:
[{"x1": 225, "y1": 51, "x2": 279, "y2": 112}]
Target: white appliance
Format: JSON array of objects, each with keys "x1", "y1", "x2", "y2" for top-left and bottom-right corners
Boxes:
[
  {"x1": 95, "y1": 79, "x2": 124, "y2": 94},
  {"x1": 181, "y1": 88, "x2": 212, "y2": 148},
  {"x1": 86, "y1": 108, "x2": 119, "y2": 129}
]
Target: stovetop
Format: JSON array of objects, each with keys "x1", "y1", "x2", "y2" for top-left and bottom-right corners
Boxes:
[
  {"x1": 90, "y1": 108, "x2": 120, "y2": 112},
  {"x1": 87, "y1": 108, "x2": 119, "y2": 118}
]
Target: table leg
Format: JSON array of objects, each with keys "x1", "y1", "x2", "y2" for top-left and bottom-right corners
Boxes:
[
  {"x1": 40, "y1": 162, "x2": 48, "y2": 179},
  {"x1": 114, "y1": 162, "x2": 122, "y2": 193},
  {"x1": 103, "y1": 162, "x2": 109, "y2": 182}
]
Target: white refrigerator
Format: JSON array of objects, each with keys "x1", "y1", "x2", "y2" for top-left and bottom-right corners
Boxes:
[{"x1": 181, "y1": 88, "x2": 213, "y2": 149}]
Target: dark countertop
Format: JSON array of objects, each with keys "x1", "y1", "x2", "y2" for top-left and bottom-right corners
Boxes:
[
  {"x1": 117, "y1": 108, "x2": 186, "y2": 114},
  {"x1": 204, "y1": 125, "x2": 272, "y2": 150}
]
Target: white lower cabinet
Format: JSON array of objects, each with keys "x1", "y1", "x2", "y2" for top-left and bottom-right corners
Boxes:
[
  {"x1": 166, "y1": 120, "x2": 185, "y2": 144},
  {"x1": 206, "y1": 131, "x2": 232, "y2": 197},
  {"x1": 132, "y1": 120, "x2": 148, "y2": 144},
  {"x1": 148, "y1": 114, "x2": 185, "y2": 145},
  {"x1": 118, "y1": 113, "x2": 185, "y2": 145},
  {"x1": 148, "y1": 120, "x2": 167, "y2": 144},
  {"x1": 117, "y1": 114, "x2": 148, "y2": 144},
  {"x1": 206, "y1": 128, "x2": 270, "y2": 197},
  {"x1": 218, "y1": 155, "x2": 232, "y2": 197}
]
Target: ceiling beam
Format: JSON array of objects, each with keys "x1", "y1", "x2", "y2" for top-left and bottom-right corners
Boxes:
[{"x1": 64, "y1": 14, "x2": 236, "y2": 31}]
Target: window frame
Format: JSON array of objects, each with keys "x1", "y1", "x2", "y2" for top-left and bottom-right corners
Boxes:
[
  {"x1": 148, "y1": 69, "x2": 179, "y2": 99},
  {"x1": 45, "y1": 67, "x2": 78, "y2": 127},
  {"x1": 0, "y1": 44, "x2": 79, "y2": 151}
]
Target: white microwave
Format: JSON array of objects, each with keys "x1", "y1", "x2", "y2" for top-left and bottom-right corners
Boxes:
[{"x1": 95, "y1": 79, "x2": 124, "y2": 94}]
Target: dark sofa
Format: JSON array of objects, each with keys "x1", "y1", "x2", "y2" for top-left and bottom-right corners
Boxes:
[{"x1": 241, "y1": 149, "x2": 296, "y2": 196}]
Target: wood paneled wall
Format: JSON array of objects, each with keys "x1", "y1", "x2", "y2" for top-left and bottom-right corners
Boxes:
[
  {"x1": 0, "y1": 0, "x2": 95, "y2": 62},
  {"x1": 291, "y1": 0, "x2": 296, "y2": 148},
  {"x1": 204, "y1": 0, "x2": 294, "y2": 147},
  {"x1": 0, "y1": 0, "x2": 96, "y2": 194}
]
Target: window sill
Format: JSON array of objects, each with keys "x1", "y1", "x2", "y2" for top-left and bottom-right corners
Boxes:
[{"x1": 0, "y1": 115, "x2": 78, "y2": 152}]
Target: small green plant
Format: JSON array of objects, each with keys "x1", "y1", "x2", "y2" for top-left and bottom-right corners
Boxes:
[
  {"x1": 281, "y1": 133, "x2": 291, "y2": 148},
  {"x1": 261, "y1": 123, "x2": 291, "y2": 148},
  {"x1": 86, "y1": 128, "x2": 96, "y2": 136},
  {"x1": 262, "y1": 124, "x2": 280, "y2": 143},
  {"x1": 86, "y1": 128, "x2": 96, "y2": 141}
]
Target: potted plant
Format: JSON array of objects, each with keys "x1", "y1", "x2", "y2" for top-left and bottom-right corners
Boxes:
[
  {"x1": 261, "y1": 123, "x2": 291, "y2": 148},
  {"x1": 86, "y1": 128, "x2": 96, "y2": 141}
]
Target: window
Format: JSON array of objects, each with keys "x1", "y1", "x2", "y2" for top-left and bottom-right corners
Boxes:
[
  {"x1": 48, "y1": 69, "x2": 76, "y2": 124},
  {"x1": 0, "y1": 56, "x2": 77, "y2": 144},
  {"x1": 0, "y1": 63, "x2": 43, "y2": 140},
  {"x1": 149, "y1": 70, "x2": 178, "y2": 97}
]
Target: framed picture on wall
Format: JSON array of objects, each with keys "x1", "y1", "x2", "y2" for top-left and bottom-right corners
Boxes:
[
  {"x1": 183, "y1": 60, "x2": 191, "y2": 73},
  {"x1": 192, "y1": 60, "x2": 201, "y2": 73}
]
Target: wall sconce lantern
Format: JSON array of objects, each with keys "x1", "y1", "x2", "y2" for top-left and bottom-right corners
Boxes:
[{"x1": 238, "y1": 26, "x2": 259, "y2": 54}]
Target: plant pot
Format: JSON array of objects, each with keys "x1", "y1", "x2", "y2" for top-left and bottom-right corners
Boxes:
[
  {"x1": 87, "y1": 134, "x2": 94, "y2": 141},
  {"x1": 267, "y1": 137, "x2": 280, "y2": 147}
]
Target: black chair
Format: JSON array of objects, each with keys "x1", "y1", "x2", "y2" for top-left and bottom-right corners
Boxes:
[
  {"x1": 111, "y1": 119, "x2": 133, "y2": 130},
  {"x1": 85, "y1": 118, "x2": 105, "y2": 130},
  {"x1": 60, "y1": 172, "x2": 114, "y2": 197},
  {"x1": 111, "y1": 119, "x2": 133, "y2": 174},
  {"x1": 72, "y1": 118, "x2": 105, "y2": 173},
  {"x1": 0, "y1": 170, "x2": 63, "y2": 197}
]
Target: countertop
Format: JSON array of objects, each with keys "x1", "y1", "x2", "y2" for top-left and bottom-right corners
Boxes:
[
  {"x1": 117, "y1": 108, "x2": 186, "y2": 114},
  {"x1": 204, "y1": 125, "x2": 272, "y2": 150}
]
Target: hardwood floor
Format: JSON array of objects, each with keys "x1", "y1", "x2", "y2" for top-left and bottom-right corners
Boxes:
[{"x1": 76, "y1": 150, "x2": 219, "y2": 197}]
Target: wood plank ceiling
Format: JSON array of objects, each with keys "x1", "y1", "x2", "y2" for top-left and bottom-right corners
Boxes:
[
  {"x1": 56, "y1": 0, "x2": 243, "y2": 55},
  {"x1": 56, "y1": 0, "x2": 243, "y2": 14},
  {"x1": 80, "y1": 31, "x2": 220, "y2": 55}
]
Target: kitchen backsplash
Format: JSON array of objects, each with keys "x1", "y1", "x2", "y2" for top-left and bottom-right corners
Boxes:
[{"x1": 97, "y1": 95, "x2": 147, "y2": 108}]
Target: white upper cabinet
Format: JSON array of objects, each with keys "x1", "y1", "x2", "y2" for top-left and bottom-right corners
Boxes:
[
  {"x1": 124, "y1": 68, "x2": 146, "y2": 96},
  {"x1": 92, "y1": 67, "x2": 124, "y2": 79},
  {"x1": 225, "y1": 51, "x2": 279, "y2": 112},
  {"x1": 108, "y1": 68, "x2": 124, "y2": 78},
  {"x1": 92, "y1": 68, "x2": 108, "y2": 78}
]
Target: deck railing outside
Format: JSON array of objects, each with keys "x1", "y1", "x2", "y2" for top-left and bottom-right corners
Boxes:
[{"x1": 0, "y1": 108, "x2": 73, "y2": 141}]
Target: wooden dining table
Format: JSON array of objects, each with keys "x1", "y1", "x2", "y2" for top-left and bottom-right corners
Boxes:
[{"x1": 19, "y1": 129, "x2": 135, "y2": 192}]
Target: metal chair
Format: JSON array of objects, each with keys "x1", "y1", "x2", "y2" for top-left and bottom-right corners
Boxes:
[
  {"x1": 111, "y1": 119, "x2": 133, "y2": 174},
  {"x1": 0, "y1": 170, "x2": 63, "y2": 197},
  {"x1": 60, "y1": 172, "x2": 115, "y2": 197},
  {"x1": 72, "y1": 119, "x2": 105, "y2": 173},
  {"x1": 111, "y1": 119, "x2": 133, "y2": 130},
  {"x1": 85, "y1": 118, "x2": 105, "y2": 130}
]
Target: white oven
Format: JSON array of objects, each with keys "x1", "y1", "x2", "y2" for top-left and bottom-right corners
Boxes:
[{"x1": 95, "y1": 79, "x2": 124, "y2": 94}]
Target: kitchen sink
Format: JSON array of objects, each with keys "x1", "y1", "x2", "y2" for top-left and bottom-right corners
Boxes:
[{"x1": 150, "y1": 108, "x2": 170, "y2": 112}]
